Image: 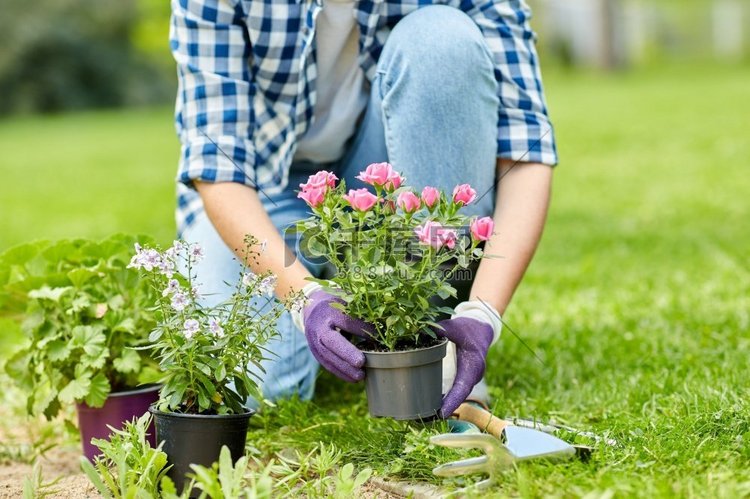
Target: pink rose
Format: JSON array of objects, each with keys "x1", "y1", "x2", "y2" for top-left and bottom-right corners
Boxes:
[
  {"x1": 421, "y1": 186, "x2": 440, "y2": 210},
  {"x1": 439, "y1": 228, "x2": 457, "y2": 249},
  {"x1": 356, "y1": 162, "x2": 404, "y2": 190},
  {"x1": 343, "y1": 188, "x2": 378, "y2": 212},
  {"x1": 387, "y1": 171, "x2": 404, "y2": 190},
  {"x1": 396, "y1": 191, "x2": 421, "y2": 213},
  {"x1": 452, "y1": 184, "x2": 477, "y2": 206},
  {"x1": 470, "y1": 216, "x2": 494, "y2": 242},
  {"x1": 298, "y1": 186, "x2": 327, "y2": 208},
  {"x1": 300, "y1": 170, "x2": 338, "y2": 191},
  {"x1": 415, "y1": 221, "x2": 456, "y2": 250},
  {"x1": 415, "y1": 221, "x2": 443, "y2": 249}
]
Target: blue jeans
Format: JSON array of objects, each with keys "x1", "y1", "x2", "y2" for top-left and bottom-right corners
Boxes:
[{"x1": 183, "y1": 5, "x2": 498, "y2": 406}]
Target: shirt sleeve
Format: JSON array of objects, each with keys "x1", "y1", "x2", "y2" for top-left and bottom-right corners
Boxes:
[
  {"x1": 170, "y1": 0, "x2": 258, "y2": 189},
  {"x1": 464, "y1": 0, "x2": 558, "y2": 166}
]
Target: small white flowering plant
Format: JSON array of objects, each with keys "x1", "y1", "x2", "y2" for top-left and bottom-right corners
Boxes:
[{"x1": 129, "y1": 235, "x2": 296, "y2": 415}]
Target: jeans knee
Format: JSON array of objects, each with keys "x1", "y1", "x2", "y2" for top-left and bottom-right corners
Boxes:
[{"x1": 381, "y1": 5, "x2": 494, "y2": 82}]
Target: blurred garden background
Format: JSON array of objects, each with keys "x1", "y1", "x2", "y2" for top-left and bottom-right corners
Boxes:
[{"x1": 1, "y1": 0, "x2": 749, "y2": 497}]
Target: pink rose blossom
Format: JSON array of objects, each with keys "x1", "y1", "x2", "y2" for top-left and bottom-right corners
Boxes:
[
  {"x1": 343, "y1": 188, "x2": 379, "y2": 212},
  {"x1": 414, "y1": 221, "x2": 443, "y2": 249},
  {"x1": 470, "y1": 216, "x2": 494, "y2": 242},
  {"x1": 297, "y1": 186, "x2": 327, "y2": 208},
  {"x1": 396, "y1": 191, "x2": 421, "y2": 213},
  {"x1": 439, "y1": 228, "x2": 457, "y2": 249},
  {"x1": 415, "y1": 221, "x2": 458, "y2": 250},
  {"x1": 452, "y1": 184, "x2": 477, "y2": 206},
  {"x1": 300, "y1": 170, "x2": 338, "y2": 191},
  {"x1": 387, "y1": 171, "x2": 404, "y2": 190},
  {"x1": 421, "y1": 186, "x2": 440, "y2": 210},
  {"x1": 356, "y1": 162, "x2": 404, "y2": 190}
]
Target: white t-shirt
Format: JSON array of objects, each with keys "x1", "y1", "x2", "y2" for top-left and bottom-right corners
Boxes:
[{"x1": 294, "y1": 0, "x2": 368, "y2": 164}]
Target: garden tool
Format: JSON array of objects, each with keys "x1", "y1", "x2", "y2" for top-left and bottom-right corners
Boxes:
[
  {"x1": 431, "y1": 403, "x2": 576, "y2": 488},
  {"x1": 505, "y1": 417, "x2": 617, "y2": 447},
  {"x1": 453, "y1": 403, "x2": 578, "y2": 460}
]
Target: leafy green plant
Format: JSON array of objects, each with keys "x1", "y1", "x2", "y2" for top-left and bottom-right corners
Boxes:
[
  {"x1": 1, "y1": 234, "x2": 160, "y2": 419},
  {"x1": 131, "y1": 237, "x2": 301, "y2": 415},
  {"x1": 187, "y1": 444, "x2": 372, "y2": 498},
  {"x1": 187, "y1": 446, "x2": 250, "y2": 499},
  {"x1": 296, "y1": 164, "x2": 493, "y2": 350},
  {"x1": 80, "y1": 413, "x2": 170, "y2": 499},
  {"x1": 332, "y1": 462, "x2": 372, "y2": 499},
  {"x1": 22, "y1": 462, "x2": 61, "y2": 499}
]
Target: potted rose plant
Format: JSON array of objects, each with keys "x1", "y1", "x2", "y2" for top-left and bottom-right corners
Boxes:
[
  {"x1": 129, "y1": 236, "x2": 297, "y2": 491},
  {"x1": 0, "y1": 235, "x2": 161, "y2": 460},
  {"x1": 296, "y1": 164, "x2": 494, "y2": 420}
]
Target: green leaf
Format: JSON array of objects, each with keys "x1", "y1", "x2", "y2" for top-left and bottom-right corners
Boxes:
[
  {"x1": 113, "y1": 317, "x2": 136, "y2": 334},
  {"x1": 436, "y1": 284, "x2": 456, "y2": 300},
  {"x1": 5, "y1": 350, "x2": 33, "y2": 389},
  {"x1": 80, "y1": 457, "x2": 113, "y2": 498},
  {"x1": 84, "y1": 373, "x2": 111, "y2": 407},
  {"x1": 113, "y1": 349, "x2": 141, "y2": 374},
  {"x1": 28, "y1": 286, "x2": 71, "y2": 302},
  {"x1": 68, "y1": 294, "x2": 91, "y2": 314},
  {"x1": 160, "y1": 476, "x2": 177, "y2": 497},
  {"x1": 32, "y1": 375, "x2": 61, "y2": 418},
  {"x1": 215, "y1": 363, "x2": 227, "y2": 382},
  {"x1": 66, "y1": 267, "x2": 99, "y2": 287},
  {"x1": 58, "y1": 375, "x2": 91, "y2": 404},
  {"x1": 46, "y1": 340, "x2": 72, "y2": 361},
  {"x1": 72, "y1": 325, "x2": 106, "y2": 357}
]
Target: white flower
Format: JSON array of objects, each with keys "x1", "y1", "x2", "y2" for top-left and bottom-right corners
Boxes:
[
  {"x1": 158, "y1": 258, "x2": 175, "y2": 277},
  {"x1": 242, "y1": 272, "x2": 257, "y2": 287},
  {"x1": 209, "y1": 319, "x2": 224, "y2": 338},
  {"x1": 257, "y1": 275, "x2": 278, "y2": 296},
  {"x1": 127, "y1": 254, "x2": 140, "y2": 269},
  {"x1": 190, "y1": 244, "x2": 205, "y2": 262},
  {"x1": 171, "y1": 292, "x2": 188, "y2": 311},
  {"x1": 289, "y1": 294, "x2": 306, "y2": 314},
  {"x1": 162, "y1": 279, "x2": 180, "y2": 297},
  {"x1": 192, "y1": 286, "x2": 201, "y2": 299},
  {"x1": 183, "y1": 319, "x2": 200, "y2": 340},
  {"x1": 128, "y1": 243, "x2": 162, "y2": 271}
]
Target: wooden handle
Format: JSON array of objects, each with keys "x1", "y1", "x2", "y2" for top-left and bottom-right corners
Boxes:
[{"x1": 453, "y1": 403, "x2": 509, "y2": 438}]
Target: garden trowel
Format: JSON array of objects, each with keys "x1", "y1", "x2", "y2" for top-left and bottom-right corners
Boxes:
[{"x1": 431, "y1": 403, "x2": 576, "y2": 488}]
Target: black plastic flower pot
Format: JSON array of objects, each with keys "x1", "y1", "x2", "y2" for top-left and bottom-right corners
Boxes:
[
  {"x1": 362, "y1": 339, "x2": 448, "y2": 420},
  {"x1": 76, "y1": 384, "x2": 160, "y2": 461},
  {"x1": 149, "y1": 406, "x2": 253, "y2": 493}
]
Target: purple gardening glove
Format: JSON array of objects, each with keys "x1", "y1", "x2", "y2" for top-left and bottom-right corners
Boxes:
[
  {"x1": 434, "y1": 317, "x2": 494, "y2": 418},
  {"x1": 302, "y1": 290, "x2": 375, "y2": 383}
]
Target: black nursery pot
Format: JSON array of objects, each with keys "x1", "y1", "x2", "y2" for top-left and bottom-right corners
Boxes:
[
  {"x1": 363, "y1": 339, "x2": 448, "y2": 420},
  {"x1": 149, "y1": 406, "x2": 254, "y2": 492}
]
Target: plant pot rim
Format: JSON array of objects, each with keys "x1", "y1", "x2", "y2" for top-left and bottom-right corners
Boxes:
[
  {"x1": 363, "y1": 337, "x2": 448, "y2": 369},
  {"x1": 108, "y1": 383, "x2": 162, "y2": 398},
  {"x1": 361, "y1": 337, "x2": 448, "y2": 355},
  {"x1": 149, "y1": 405, "x2": 255, "y2": 420}
]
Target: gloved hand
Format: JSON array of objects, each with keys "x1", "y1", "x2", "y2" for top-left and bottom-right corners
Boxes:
[
  {"x1": 435, "y1": 301, "x2": 502, "y2": 418},
  {"x1": 301, "y1": 289, "x2": 375, "y2": 383}
]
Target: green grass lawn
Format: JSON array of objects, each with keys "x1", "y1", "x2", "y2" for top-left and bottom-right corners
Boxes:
[{"x1": 1, "y1": 64, "x2": 749, "y2": 497}]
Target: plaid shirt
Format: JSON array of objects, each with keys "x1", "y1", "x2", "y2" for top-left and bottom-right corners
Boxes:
[{"x1": 171, "y1": 0, "x2": 558, "y2": 233}]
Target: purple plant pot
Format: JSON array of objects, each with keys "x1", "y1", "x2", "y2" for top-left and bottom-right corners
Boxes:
[{"x1": 76, "y1": 384, "x2": 160, "y2": 461}]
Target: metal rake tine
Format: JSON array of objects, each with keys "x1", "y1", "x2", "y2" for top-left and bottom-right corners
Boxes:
[{"x1": 432, "y1": 455, "x2": 490, "y2": 477}]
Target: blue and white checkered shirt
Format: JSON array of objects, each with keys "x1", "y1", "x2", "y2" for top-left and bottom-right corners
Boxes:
[{"x1": 171, "y1": 0, "x2": 558, "y2": 233}]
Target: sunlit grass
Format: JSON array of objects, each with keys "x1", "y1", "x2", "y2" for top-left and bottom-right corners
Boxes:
[{"x1": 1, "y1": 63, "x2": 749, "y2": 496}]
